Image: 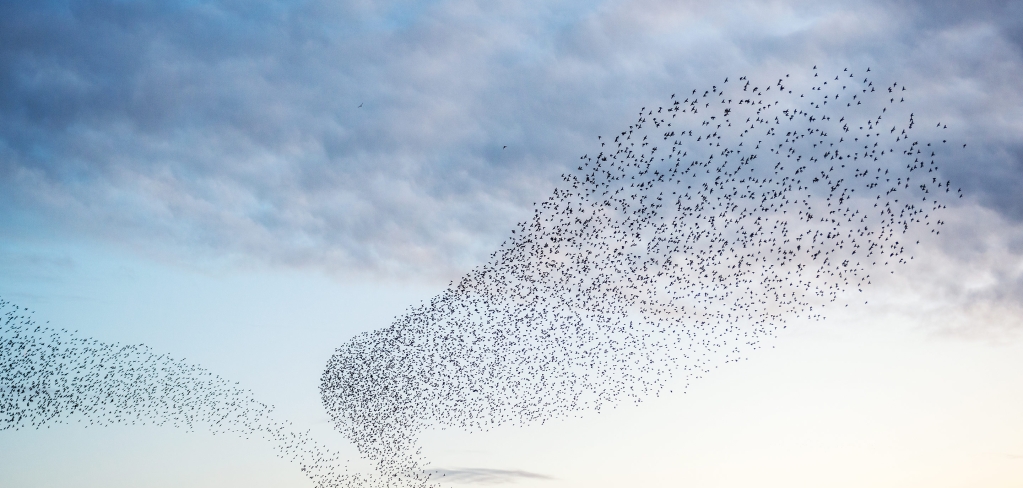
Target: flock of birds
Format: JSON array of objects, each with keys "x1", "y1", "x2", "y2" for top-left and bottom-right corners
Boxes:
[
  {"x1": 0, "y1": 297, "x2": 390, "y2": 487},
  {"x1": 320, "y1": 66, "x2": 960, "y2": 484},
  {"x1": 2, "y1": 67, "x2": 957, "y2": 487}
]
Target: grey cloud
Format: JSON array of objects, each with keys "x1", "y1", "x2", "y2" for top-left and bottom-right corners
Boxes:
[
  {"x1": 949, "y1": 144, "x2": 1023, "y2": 221},
  {"x1": 0, "y1": 0, "x2": 1021, "y2": 279},
  {"x1": 429, "y1": 467, "x2": 553, "y2": 484}
]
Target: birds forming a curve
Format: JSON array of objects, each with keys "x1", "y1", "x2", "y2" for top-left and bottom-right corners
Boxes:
[{"x1": 2, "y1": 66, "x2": 959, "y2": 488}]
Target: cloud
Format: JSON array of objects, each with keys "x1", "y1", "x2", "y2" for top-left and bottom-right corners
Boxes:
[
  {"x1": 429, "y1": 467, "x2": 553, "y2": 484},
  {"x1": 863, "y1": 203, "x2": 1023, "y2": 340},
  {"x1": 0, "y1": 0, "x2": 1021, "y2": 280}
]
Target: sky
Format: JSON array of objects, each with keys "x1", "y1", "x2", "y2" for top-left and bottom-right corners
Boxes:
[{"x1": 1, "y1": 0, "x2": 1023, "y2": 486}]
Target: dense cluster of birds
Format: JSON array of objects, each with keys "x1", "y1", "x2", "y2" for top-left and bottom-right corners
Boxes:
[
  {"x1": 0, "y1": 297, "x2": 390, "y2": 487},
  {"x1": 1, "y1": 66, "x2": 958, "y2": 488},
  {"x1": 320, "y1": 66, "x2": 959, "y2": 486}
]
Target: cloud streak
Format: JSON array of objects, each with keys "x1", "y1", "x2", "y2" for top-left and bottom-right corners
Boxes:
[{"x1": 429, "y1": 467, "x2": 553, "y2": 484}]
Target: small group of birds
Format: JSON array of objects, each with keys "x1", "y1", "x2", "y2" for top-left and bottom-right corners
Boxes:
[
  {"x1": 1, "y1": 66, "x2": 959, "y2": 488},
  {"x1": 320, "y1": 66, "x2": 959, "y2": 485}
]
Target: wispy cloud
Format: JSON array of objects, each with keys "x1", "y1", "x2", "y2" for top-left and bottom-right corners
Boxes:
[{"x1": 429, "y1": 467, "x2": 553, "y2": 484}]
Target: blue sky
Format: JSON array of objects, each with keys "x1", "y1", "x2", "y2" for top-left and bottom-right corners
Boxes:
[{"x1": 2, "y1": 0, "x2": 1023, "y2": 486}]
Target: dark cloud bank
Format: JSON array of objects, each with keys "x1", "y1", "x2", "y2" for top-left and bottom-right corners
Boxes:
[{"x1": 1, "y1": 0, "x2": 1020, "y2": 280}]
